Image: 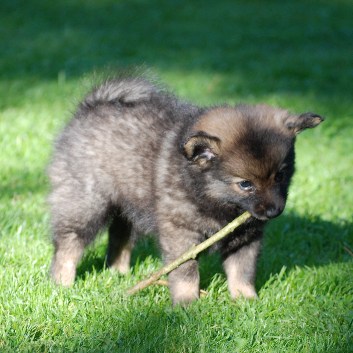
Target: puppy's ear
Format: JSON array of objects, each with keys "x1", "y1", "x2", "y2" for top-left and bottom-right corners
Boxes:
[
  {"x1": 285, "y1": 112, "x2": 324, "y2": 135},
  {"x1": 183, "y1": 131, "x2": 220, "y2": 168}
]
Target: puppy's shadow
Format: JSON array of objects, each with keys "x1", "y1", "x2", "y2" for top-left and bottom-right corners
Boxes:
[
  {"x1": 76, "y1": 231, "x2": 223, "y2": 286},
  {"x1": 76, "y1": 213, "x2": 352, "y2": 289},
  {"x1": 201, "y1": 213, "x2": 353, "y2": 290},
  {"x1": 76, "y1": 235, "x2": 161, "y2": 280},
  {"x1": 256, "y1": 213, "x2": 352, "y2": 288}
]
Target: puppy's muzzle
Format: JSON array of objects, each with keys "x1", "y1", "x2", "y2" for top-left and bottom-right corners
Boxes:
[{"x1": 251, "y1": 203, "x2": 284, "y2": 220}]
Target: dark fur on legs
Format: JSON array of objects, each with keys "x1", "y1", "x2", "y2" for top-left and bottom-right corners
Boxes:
[{"x1": 107, "y1": 216, "x2": 133, "y2": 274}]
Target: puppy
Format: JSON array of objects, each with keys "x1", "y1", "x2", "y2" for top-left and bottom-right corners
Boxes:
[{"x1": 48, "y1": 77, "x2": 323, "y2": 304}]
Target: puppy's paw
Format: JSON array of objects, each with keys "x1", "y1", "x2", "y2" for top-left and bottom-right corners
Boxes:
[
  {"x1": 51, "y1": 260, "x2": 76, "y2": 287},
  {"x1": 170, "y1": 280, "x2": 200, "y2": 306},
  {"x1": 107, "y1": 248, "x2": 131, "y2": 275},
  {"x1": 229, "y1": 283, "x2": 258, "y2": 300}
]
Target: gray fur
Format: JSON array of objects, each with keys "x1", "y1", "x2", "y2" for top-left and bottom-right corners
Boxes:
[
  {"x1": 48, "y1": 76, "x2": 323, "y2": 305},
  {"x1": 83, "y1": 78, "x2": 158, "y2": 107}
]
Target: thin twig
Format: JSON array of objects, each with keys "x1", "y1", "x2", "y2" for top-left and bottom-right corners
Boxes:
[
  {"x1": 343, "y1": 245, "x2": 353, "y2": 257},
  {"x1": 127, "y1": 211, "x2": 252, "y2": 295}
]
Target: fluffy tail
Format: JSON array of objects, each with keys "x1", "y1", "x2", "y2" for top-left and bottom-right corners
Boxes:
[{"x1": 82, "y1": 77, "x2": 159, "y2": 108}]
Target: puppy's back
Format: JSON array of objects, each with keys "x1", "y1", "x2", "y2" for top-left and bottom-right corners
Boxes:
[{"x1": 48, "y1": 79, "x2": 176, "y2": 224}]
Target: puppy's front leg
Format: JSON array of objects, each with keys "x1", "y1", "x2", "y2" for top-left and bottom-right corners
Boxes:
[
  {"x1": 223, "y1": 239, "x2": 261, "y2": 299},
  {"x1": 159, "y1": 225, "x2": 201, "y2": 305},
  {"x1": 168, "y1": 259, "x2": 200, "y2": 305}
]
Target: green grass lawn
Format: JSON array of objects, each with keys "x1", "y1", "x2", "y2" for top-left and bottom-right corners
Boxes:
[{"x1": 1, "y1": 0, "x2": 352, "y2": 352}]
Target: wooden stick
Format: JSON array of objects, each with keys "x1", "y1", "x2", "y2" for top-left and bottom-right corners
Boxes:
[
  {"x1": 127, "y1": 211, "x2": 252, "y2": 295},
  {"x1": 343, "y1": 245, "x2": 353, "y2": 257}
]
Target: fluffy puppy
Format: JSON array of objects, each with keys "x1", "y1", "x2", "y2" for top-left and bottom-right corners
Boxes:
[{"x1": 48, "y1": 77, "x2": 323, "y2": 304}]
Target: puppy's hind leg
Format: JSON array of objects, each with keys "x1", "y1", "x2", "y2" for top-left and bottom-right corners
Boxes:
[
  {"x1": 51, "y1": 233, "x2": 85, "y2": 286},
  {"x1": 50, "y1": 190, "x2": 110, "y2": 286},
  {"x1": 223, "y1": 239, "x2": 261, "y2": 300},
  {"x1": 107, "y1": 216, "x2": 133, "y2": 274}
]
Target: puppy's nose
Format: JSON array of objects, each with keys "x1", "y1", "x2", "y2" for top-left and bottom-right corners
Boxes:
[{"x1": 265, "y1": 206, "x2": 283, "y2": 219}]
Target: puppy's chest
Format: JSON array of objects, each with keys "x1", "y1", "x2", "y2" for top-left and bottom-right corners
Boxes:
[{"x1": 156, "y1": 192, "x2": 226, "y2": 236}]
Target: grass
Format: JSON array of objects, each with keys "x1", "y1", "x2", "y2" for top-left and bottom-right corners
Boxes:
[{"x1": 0, "y1": 0, "x2": 352, "y2": 352}]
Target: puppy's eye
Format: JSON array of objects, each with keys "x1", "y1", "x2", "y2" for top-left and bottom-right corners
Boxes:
[{"x1": 238, "y1": 180, "x2": 255, "y2": 192}]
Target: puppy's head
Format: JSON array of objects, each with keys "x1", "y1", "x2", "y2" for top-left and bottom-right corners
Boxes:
[{"x1": 183, "y1": 105, "x2": 323, "y2": 220}]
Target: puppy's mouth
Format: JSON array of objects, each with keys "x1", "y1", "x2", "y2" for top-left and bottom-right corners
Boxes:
[
  {"x1": 251, "y1": 213, "x2": 272, "y2": 221},
  {"x1": 225, "y1": 198, "x2": 284, "y2": 221},
  {"x1": 249, "y1": 206, "x2": 284, "y2": 221}
]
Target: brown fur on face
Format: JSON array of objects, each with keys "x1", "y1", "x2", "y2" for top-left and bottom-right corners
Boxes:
[
  {"x1": 48, "y1": 77, "x2": 323, "y2": 305},
  {"x1": 182, "y1": 106, "x2": 322, "y2": 220}
]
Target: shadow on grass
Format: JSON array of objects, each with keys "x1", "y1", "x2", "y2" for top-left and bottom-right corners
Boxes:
[
  {"x1": 76, "y1": 234, "x2": 162, "y2": 281},
  {"x1": 69, "y1": 219, "x2": 352, "y2": 352},
  {"x1": 1, "y1": 0, "x2": 352, "y2": 106},
  {"x1": 76, "y1": 212, "x2": 353, "y2": 292}
]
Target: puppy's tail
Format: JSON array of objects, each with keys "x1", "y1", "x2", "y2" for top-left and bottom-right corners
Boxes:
[{"x1": 82, "y1": 77, "x2": 159, "y2": 108}]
